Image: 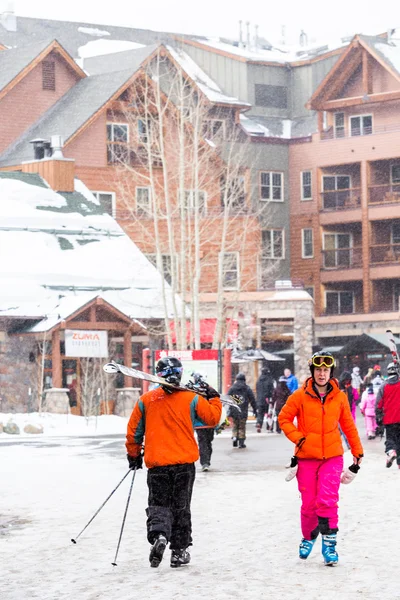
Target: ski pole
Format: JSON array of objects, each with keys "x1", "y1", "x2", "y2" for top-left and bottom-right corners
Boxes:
[
  {"x1": 71, "y1": 469, "x2": 131, "y2": 544},
  {"x1": 111, "y1": 467, "x2": 137, "y2": 566}
]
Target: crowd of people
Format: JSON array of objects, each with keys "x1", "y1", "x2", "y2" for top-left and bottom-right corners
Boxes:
[{"x1": 123, "y1": 351, "x2": 400, "y2": 570}]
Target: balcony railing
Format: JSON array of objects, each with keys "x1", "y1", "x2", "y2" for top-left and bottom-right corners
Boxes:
[
  {"x1": 368, "y1": 183, "x2": 400, "y2": 205},
  {"x1": 370, "y1": 244, "x2": 400, "y2": 264},
  {"x1": 321, "y1": 121, "x2": 400, "y2": 140},
  {"x1": 321, "y1": 246, "x2": 362, "y2": 269},
  {"x1": 320, "y1": 188, "x2": 361, "y2": 211}
]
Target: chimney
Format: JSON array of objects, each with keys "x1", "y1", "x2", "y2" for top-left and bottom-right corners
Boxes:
[
  {"x1": 50, "y1": 135, "x2": 64, "y2": 159},
  {"x1": 254, "y1": 24, "x2": 259, "y2": 51},
  {"x1": 0, "y1": 0, "x2": 16, "y2": 32},
  {"x1": 239, "y1": 20, "x2": 243, "y2": 48},
  {"x1": 25, "y1": 136, "x2": 75, "y2": 192},
  {"x1": 246, "y1": 21, "x2": 251, "y2": 49},
  {"x1": 29, "y1": 138, "x2": 52, "y2": 160},
  {"x1": 299, "y1": 29, "x2": 308, "y2": 47}
]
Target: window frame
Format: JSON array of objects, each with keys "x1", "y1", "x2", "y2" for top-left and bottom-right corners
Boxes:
[
  {"x1": 259, "y1": 171, "x2": 284, "y2": 202},
  {"x1": 334, "y1": 112, "x2": 345, "y2": 138},
  {"x1": 262, "y1": 228, "x2": 285, "y2": 260},
  {"x1": 145, "y1": 253, "x2": 176, "y2": 285},
  {"x1": 137, "y1": 118, "x2": 151, "y2": 143},
  {"x1": 390, "y1": 164, "x2": 400, "y2": 184},
  {"x1": 91, "y1": 190, "x2": 116, "y2": 218},
  {"x1": 349, "y1": 113, "x2": 373, "y2": 137},
  {"x1": 179, "y1": 189, "x2": 207, "y2": 214},
  {"x1": 220, "y1": 251, "x2": 240, "y2": 291},
  {"x1": 325, "y1": 290, "x2": 355, "y2": 315},
  {"x1": 205, "y1": 119, "x2": 226, "y2": 140},
  {"x1": 107, "y1": 122, "x2": 129, "y2": 143},
  {"x1": 323, "y1": 231, "x2": 353, "y2": 268},
  {"x1": 302, "y1": 228, "x2": 314, "y2": 258},
  {"x1": 301, "y1": 170, "x2": 312, "y2": 201},
  {"x1": 136, "y1": 186, "x2": 152, "y2": 216},
  {"x1": 391, "y1": 222, "x2": 400, "y2": 244}
]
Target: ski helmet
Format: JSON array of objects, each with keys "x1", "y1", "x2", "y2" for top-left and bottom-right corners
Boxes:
[
  {"x1": 156, "y1": 356, "x2": 183, "y2": 385},
  {"x1": 387, "y1": 362, "x2": 398, "y2": 376},
  {"x1": 308, "y1": 351, "x2": 336, "y2": 378}
]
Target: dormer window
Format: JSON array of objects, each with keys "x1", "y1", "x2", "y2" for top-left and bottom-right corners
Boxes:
[{"x1": 42, "y1": 61, "x2": 55, "y2": 91}]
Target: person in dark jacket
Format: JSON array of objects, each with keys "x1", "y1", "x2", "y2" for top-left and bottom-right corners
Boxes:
[
  {"x1": 227, "y1": 373, "x2": 257, "y2": 448},
  {"x1": 271, "y1": 376, "x2": 291, "y2": 433},
  {"x1": 376, "y1": 362, "x2": 400, "y2": 468},
  {"x1": 256, "y1": 366, "x2": 275, "y2": 432},
  {"x1": 339, "y1": 371, "x2": 356, "y2": 421}
]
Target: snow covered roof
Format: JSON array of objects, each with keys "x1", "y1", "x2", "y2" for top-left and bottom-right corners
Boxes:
[
  {"x1": 360, "y1": 34, "x2": 400, "y2": 79},
  {"x1": 78, "y1": 38, "x2": 145, "y2": 59},
  {"x1": 167, "y1": 45, "x2": 249, "y2": 107},
  {"x1": 0, "y1": 174, "x2": 183, "y2": 329},
  {"x1": 240, "y1": 114, "x2": 317, "y2": 140}
]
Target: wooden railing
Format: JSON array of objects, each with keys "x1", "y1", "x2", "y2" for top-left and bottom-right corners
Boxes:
[
  {"x1": 320, "y1": 188, "x2": 361, "y2": 211},
  {"x1": 321, "y1": 246, "x2": 362, "y2": 269},
  {"x1": 368, "y1": 183, "x2": 400, "y2": 205},
  {"x1": 370, "y1": 244, "x2": 400, "y2": 264},
  {"x1": 321, "y1": 122, "x2": 400, "y2": 140}
]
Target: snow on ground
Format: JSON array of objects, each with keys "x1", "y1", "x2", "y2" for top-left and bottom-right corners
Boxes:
[{"x1": 0, "y1": 418, "x2": 399, "y2": 600}]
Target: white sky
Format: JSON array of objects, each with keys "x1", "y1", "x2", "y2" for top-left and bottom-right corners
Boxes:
[{"x1": 8, "y1": 0, "x2": 400, "y2": 46}]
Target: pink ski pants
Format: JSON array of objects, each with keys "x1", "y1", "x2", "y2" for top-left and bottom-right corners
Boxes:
[
  {"x1": 296, "y1": 456, "x2": 344, "y2": 540},
  {"x1": 364, "y1": 415, "x2": 377, "y2": 437}
]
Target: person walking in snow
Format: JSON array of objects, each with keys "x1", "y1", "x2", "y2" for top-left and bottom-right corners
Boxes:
[
  {"x1": 375, "y1": 362, "x2": 400, "y2": 469},
  {"x1": 338, "y1": 371, "x2": 357, "y2": 422},
  {"x1": 126, "y1": 356, "x2": 222, "y2": 569},
  {"x1": 371, "y1": 365, "x2": 383, "y2": 396},
  {"x1": 271, "y1": 376, "x2": 290, "y2": 434},
  {"x1": 351, "y1": 366, "x2": 362, "y2": 404},
  {"x1": 278, "y1": 351, "x2": 363, "y2": 566},
  {"x1": 255, "y1": 365, "x2": 275, "y2": 432},
  {"x1": 359, "y1": 385, "x2": 377, "y2": 440},
  {"x1": 284, "y1": 368, "x2": 298, "y2": 393},
  {"x1": 227, "y1": 373, "x2": 257, "y2": 448}
]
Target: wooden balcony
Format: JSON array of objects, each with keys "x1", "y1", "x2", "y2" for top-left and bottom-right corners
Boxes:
[
  {"x1": 370, "y1": 243, "x2": 400, "y2": 264},
  {"x1": 320, "y1": 188, "x2": 361, "y2": 211},
  {"x1": 368, "y1": 183, "x2": 400, "y2": 205},
  {"x1": 320, "y1": 247, "x2": 363, "y2": 282},
  {"x1": 321, "y1": 121, "x2": 400, "y2": 140}
]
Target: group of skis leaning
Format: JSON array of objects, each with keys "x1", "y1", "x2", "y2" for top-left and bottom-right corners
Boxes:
[{"x1": 123, "y1": 351, "x2": 368, "y2": 569}]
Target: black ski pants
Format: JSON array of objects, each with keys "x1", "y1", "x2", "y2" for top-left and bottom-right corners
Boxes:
[
  {"x1": 196, "y1": 428, "x2": 214, "y2": 467},
  {"x1": 146, "y1": 463, "x2": 195, "y2": 550},
  {"x1": 385, "y1": 423, "x2": 400, "y2": 465},
  {"x1": 256, "y1": 400, "x2": 269, "y2": 428}
]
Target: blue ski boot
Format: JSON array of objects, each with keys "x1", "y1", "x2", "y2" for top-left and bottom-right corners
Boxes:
[
  {"x1": 299, "y1": 538, "x2": 317, "y2": 559},
  {"x1": 322, "y1": 534, "x2": 339, "y2": 566}
]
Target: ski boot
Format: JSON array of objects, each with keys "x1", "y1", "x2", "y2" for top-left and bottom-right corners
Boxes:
[
  {"x1": 232, "y1": 437, "x2": 238, "y2": 447},
  {"x1": 299, "y1": 537, "x2": 317, "y2": 560},
  {"x1": 256, "y1": 424, "x2": 261, "y2": 433},
  {"x1": 238, "y1": 438, "x2": 246, "y2": 449},
  {"x1": 321, "y1": 534, "x2": 339, "y2": 566},
  {"x1": 149, "y1": 534, "x2": 167, "y2": 568},
  {"x1": 170, "y1": 548, "x2": 191, "y2": 568},
  {"x1": 386, "y1": 449, "x2": 397, "y2": 468}
]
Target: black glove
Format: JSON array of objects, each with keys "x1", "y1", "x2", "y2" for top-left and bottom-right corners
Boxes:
[
  {"x1": 127, "y1": 453, "x2": 143, "y2": 470},
  {"x1": 375, "y1": 425, "x2": 385, "y2": 438}
]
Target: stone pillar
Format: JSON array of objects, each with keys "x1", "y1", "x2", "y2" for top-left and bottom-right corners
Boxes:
[
  {"x1": 44, "y1": 388, "x2": 70, "y2": 413},
  {"x1": 115, "y1": 387, "x2": 141, "y2": 418},
  {"x1": 293, "y1": 300, "x2": 314, "y2": 384}
]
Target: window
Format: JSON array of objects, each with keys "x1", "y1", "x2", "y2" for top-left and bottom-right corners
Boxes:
[
  {"x1": 301, "y1": 171, "x2": 312, "y2": 200},
  {"x1": 255, "y1": 84, "x2": 288, "y2": 108},
  {"x1": 91, "y1": 191, "x2": 116, "y2": 217},
  {"x1": 260, "y1": 172, "x2": 283, "y2": 202},
  {"x1": 138, "y1": 118, "x2": 151, "y2": 143},
  {"x1": 391, "y1": 165, "x2": 400, "y2": 183},
  {"x1": 204, "y1": 119, "x2": 225, "y2": 140},
  {"x1": 179, "y1": 190, "x2": 206, "y2": 213},
  {"x1": 262, "y1": 229, "x2": 284, "y2": 259},
  {"x1": 107, "y1": 123, "x2": 129, "y2": 164},
  {"x1": 145, "y1": 253, "x2": 174, "y2": 285},
  {"x1": 350, "y1": 114, "x2": 372, "y2": 136},
  {"x1": 220, "y1": 175, "x2": 246, "y2": 210},
  {"x1": 326, "y1": 290, "x2": 354, "y2": 314},
  {"x1": 42, "y1": 61, "x2": 55, "y2": 90},
  {"x1": 302, "y1": 229, "x2": 314, "y2": 258},
  {"x1": 221, "y1": 252, "x2": 239, "y2": 290},
  {"x1": 334, "y1": 113, "x2": 345, "y2": 138},
  {"x1": 391, "y1": 223, "x2": 400, "y2": 244},
  {"x1": 322, "y1": 175, "x2": 351, "y2": 209},
  {"x1": 136, "y1": 187, "x2": 152, "y2": 216},
  {"x1": 323, "y1": 233, "x2": 352, "y2": 268}
]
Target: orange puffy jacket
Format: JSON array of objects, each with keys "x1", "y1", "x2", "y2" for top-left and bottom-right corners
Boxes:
[
  {"x1": 126, "y1": 386, "x2": 222, "y2": 468},
  {"x1": 278, "y1": 377, "x2": 363, "y2": 460}
]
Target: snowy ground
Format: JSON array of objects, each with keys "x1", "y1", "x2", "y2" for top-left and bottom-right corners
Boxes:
[{"x1": 1, "y1": 413, "x2": 399, "y2": 600}]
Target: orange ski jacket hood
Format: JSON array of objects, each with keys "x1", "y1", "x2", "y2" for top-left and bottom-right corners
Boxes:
[
  {"x1": 126, "y1": 386, "x2": 222, "y2": 468},
  {"x1": 278, "y1": 377, "x2": 363, "y2": 460}
]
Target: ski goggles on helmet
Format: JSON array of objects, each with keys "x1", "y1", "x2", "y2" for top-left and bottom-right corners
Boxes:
[
  {"x1": 158, "y1": 366, "x2": 183, "y2": 378},
  {"x1": 310, "y1": 355, "x2": 335, "y2": 368}
]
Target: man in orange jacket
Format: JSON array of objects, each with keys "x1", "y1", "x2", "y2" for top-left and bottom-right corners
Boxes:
[
  {"x1": 126, "y1": 356, "x2": 222, "y2": 569},
  {"x1": 278, "y1": 351, "x2": 363, "y2": 566}
]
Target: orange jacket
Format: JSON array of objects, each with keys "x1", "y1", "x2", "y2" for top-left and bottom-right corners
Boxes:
[
  {"x1": 278, "y1": 377, "x2": 363, "y2": 460},
  {"x1": 126, "y1": 387, "x2": 222, "y2": 468}
]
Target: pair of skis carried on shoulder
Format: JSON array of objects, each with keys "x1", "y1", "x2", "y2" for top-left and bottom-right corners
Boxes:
[{"x1": 103, "y1": 360, "x2": 242, "y2": 413}]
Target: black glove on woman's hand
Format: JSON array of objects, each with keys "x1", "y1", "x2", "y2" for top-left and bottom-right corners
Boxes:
[{"x1": 127, "y1": 453, "x2": 143, "y2": 470}]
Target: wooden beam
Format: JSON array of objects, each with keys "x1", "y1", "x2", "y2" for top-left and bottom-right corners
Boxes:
[
  {"x1": 321, "y1": 88, "x2": 400, "y2": 110},
  {"x1": 90, "y1": 305, "x2": 96, "y2": 323},
  {"x1": 362, "y1": 49, "x2": 369, "y2": 96},
  {"x1": 52, "y1": 329, "x2": 62, "y2": 388},
  {"x1": 62, "y1": 321, "x2": 135, "y2": 331}
]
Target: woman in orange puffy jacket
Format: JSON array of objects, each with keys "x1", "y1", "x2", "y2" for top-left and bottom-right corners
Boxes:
[{"x1": 278, "y1": 352, "x2": 363, "y2": 567}]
